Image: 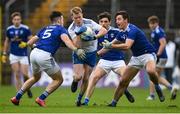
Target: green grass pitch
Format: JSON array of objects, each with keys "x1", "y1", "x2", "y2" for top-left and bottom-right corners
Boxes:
[{"x1": 0, "y1": 86, "x2": 179, "y2": 113}]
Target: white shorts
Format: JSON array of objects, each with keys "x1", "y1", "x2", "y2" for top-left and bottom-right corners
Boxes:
[
  {"x1": 96, "y1": 59, "x2": 126, "y2": 73},
  {"x1": 30, "y1": 48, "x2": 60, "y2": 76},
  {"x1": 9, "y1": 54, "x2": 29, "y2": 65},
  {"x1": 128, "y1": 53, "x2": 156, "y2": 69},
  {"x1": 157, "y1": 58, "x2": 167, "y2": 68}
]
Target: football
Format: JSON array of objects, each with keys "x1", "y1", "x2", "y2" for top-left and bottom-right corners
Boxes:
[{"x1": 80, "y1": 26, "x2": 94, "y2": 41}]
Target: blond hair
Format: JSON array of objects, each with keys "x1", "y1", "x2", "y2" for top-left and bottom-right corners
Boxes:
[{"x1": 70, "y1": 7, "x2": 82, "y2": 15}]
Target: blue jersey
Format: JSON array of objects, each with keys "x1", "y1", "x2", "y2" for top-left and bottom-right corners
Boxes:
[
  {"x1": 35, "y1": 24, "x2": 68, "y2": 55},
  {"x1": 6, "y1": 24, "x2": 31, "y2": 56},
  {"x1": 150, "y1": 26, "x2": 167, "y2": 58},
  {"x1": 116, "y1": 24, "x2": 155, "y2": 56},
  {"x1": 97, "y1": 27, "x2": 124, "y2": 61}
]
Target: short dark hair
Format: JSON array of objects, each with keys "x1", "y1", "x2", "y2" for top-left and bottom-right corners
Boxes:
[
  {"x1": 11, "y1": 12, "x2": 21, "y2": 19},
  {"x1": 147, "y1": 15, "x2": 159, "y2": 23},
  {"x1": 97, "y1": 12, "x2": 111, "y2": 21},
  {"x1": 49, "y1": 11, "x2": 62, "y2": 22},
  {"x1": 115, "y1": 11, "x2": 130, "y2": 22}
]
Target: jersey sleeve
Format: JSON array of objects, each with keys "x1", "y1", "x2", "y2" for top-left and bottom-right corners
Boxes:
[
  {"x1": 156, "y1": 30, "x2": 166, "y2": 40},
  {"x1": 26, "y1": 28, "x2": 32, "y2": 37},
  {"x1": 6, "y1": 29, "x2": 11, "y2": 39},
  {"x1": 91, "y1": 20, "x2": 102, "y2": 31},
  {"x1": 60, "y1": 27, "x2": 68, "y2": 35}
]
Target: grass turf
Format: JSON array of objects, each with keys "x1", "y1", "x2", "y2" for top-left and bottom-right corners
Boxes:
[{"x1": 0, "y1": 86, "x2": 179, "y2": 113}]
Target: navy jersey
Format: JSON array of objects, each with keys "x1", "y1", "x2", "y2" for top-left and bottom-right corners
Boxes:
[
  {"x1": 97, "y1": 27, "x2": 124, "y2": 61},
  {"x1": 116, "y1": 24, "x2": 155, "y2": 56},
  {"x1": 150, "y1": 26, "x2": 167, "y2": 58},
  {"x1": 35, "y1": 24, "x2": 68, "y2": 55},
  {"x1": 6, "y1": 24, "x2": 31, "y2": 56}
]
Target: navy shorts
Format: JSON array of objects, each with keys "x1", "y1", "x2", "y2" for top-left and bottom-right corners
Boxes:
[{"x1": 72, "y1": 51, "x2": 97, "y2": 67}]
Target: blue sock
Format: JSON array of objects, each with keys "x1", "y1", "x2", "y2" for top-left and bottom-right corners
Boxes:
[
  {"x1": 84, "y1": 97, "x2": 89, "y2": 105},
  {"x1": 39, "y1": 91, "x2": 49, "y2": 100},
  {"x1": 16, "y1": 89, "x2": 25, "y2": 100},
  {"x1": 155, "y1": 84, "x2": 161, "y2": 91},
  {"x1": 77, "y1": 93, "x2": 83, "y2": 102},
  {"x1": 167, "y1": 85, "x2": 172, "y2": 91},
  {"x1": 111, "y1": 100, "x2": 117, "y2": 106}
]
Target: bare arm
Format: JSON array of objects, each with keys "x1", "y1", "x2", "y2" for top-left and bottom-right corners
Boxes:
[
  {"x1": 28, "y1": 35, "x2": 33, "y2": 40},
  {"x1": 3, "y1": 37, "x2": 9, "y2": 54},
  {"x1": 27, "y1": 35, "x2": 39, "y2": 47},
  {"x1": 72, "y1": 35, "x2": 81, "y2": 48},
  {"x1": 98, "y1": 39, "x2": 120, "y2": 55},
  {"x1": 111, "y1": 39, "x2": 134, "y2": 50},
  {"x1": 60, "y1": 34, "x2": 77, "y2": 51},
  {"x1": 157, "y1": 38, "x2": 166, "y2": 56},
  {"x1": 95, "y1": 27, "x2": 107, "y2": 39}
]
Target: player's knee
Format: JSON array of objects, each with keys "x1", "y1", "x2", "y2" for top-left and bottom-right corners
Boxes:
[
  {"x1": 74, "y1": 75, "x2": 82, "y2": 81},
  {"x1": 54, "y1": 74, "x2": 64, "y2": 84},
  {"x1": 147, "y1": 68, "x2": 156, "y2": 76},
  {"x1": 83, "y1": 76, "x2": 89, "y2": 83},
  {"x1": 15, "y1": 74, "x2": 21, "y2": 79},
  {"x1": 92, "y1": 75, "x2": 100, "y2": 83}
]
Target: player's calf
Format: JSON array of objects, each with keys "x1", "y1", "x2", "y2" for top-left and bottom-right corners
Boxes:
[
  {"x1": 155, "y1": 84, "x2": 165, "y2": 102},
  {"x1": 71, "y1": 81, "x2": 78, "y2": 93},
  {"x1": 124, "y1": 89, "x2": 135, "y2": 103}
]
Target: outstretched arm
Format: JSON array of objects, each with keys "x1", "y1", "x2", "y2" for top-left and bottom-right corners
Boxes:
[
  {"x1": 60, "y1": 34, "x2": 78, "y2": 51},
  {"x1": 60, "y1": 34, "x2": 86, "y2": 60},
  {"x1": 103, "y1": 38, "x2": 134, "y2": 50}
]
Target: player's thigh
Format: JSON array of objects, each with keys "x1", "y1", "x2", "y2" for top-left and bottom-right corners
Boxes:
[
  {"x1": 20, "y1": 64, "x2": 29, "y2": 76},
  {"x1": 73, "y1": 64, "x2": 85, "y2": 77},
  {"x1": 121, "y1": 66, "x2": 139, "y2": 83},
  {"x1": 33, "y1": 72, "x2": 41, "y2": 81},
  {"x1": 90, "y1": 66, "x2": 107, "y2": 80},
  {"x1": 114, "y1": 66, "x2": 126, "y2": 76},
  {"x1": 145, "y1": 60, "x2": 156, "y2": 74},
  {"x1": 49, "y1": 70, "x2": 63, "y2": 81},
  {"x1": 112, "y1": 60, "x2": 126, "y2": 76},
  {"x1": 84, "y1": 64, "x2": 93, "y2": 77},
  {"x1": 11, "y1": 62, "x2": 20, "y2": 73}
]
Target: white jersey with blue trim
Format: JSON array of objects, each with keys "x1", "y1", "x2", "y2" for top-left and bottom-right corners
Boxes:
[{"x1": 68, "y1": 18, "x2": 102, "y2": 52}]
